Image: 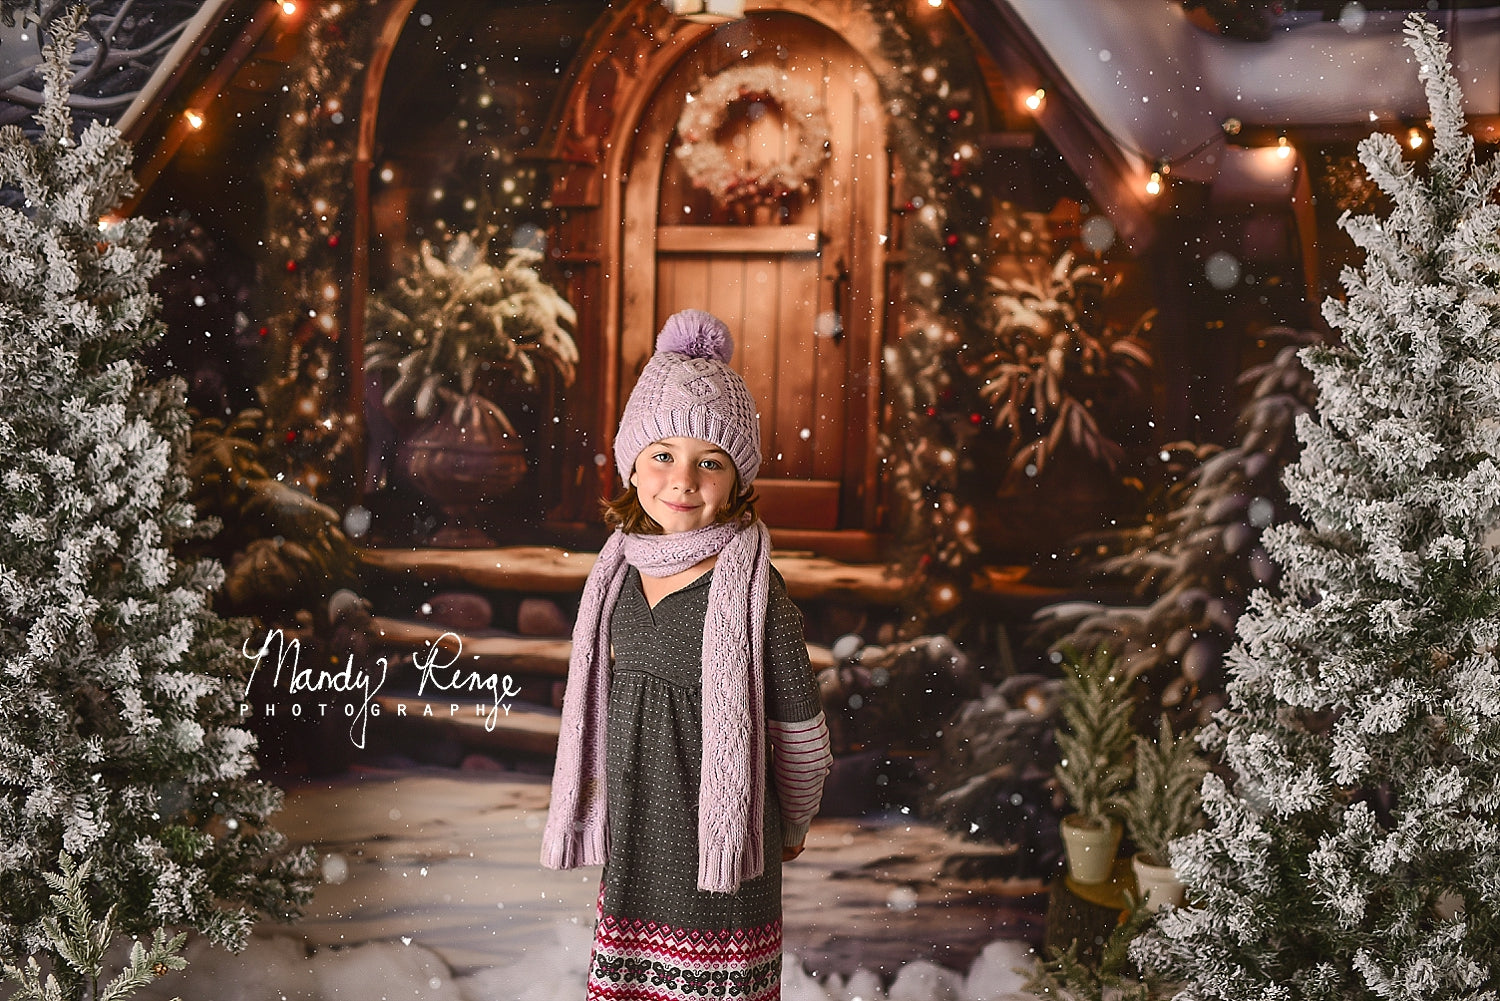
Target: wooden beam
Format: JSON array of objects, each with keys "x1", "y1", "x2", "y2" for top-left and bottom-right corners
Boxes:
[
  {"x1": 948, "y1": 0, "x2": 1159, "y2": 251},
  {"x1": 118, "y1": 0, "x2": 284, "y2": 217},
  {"x1": 1230, "y1": 116, "x2": 1500, "y2": 150},
  {"x1": 118, "y1": 0, "x2": 245, "y2": 145},
  {"x1": 351, "y1": 0, "x2": 423, "y2": 420},
  {"x1": 656, "y1": 226, "x2": 822, "y2": 254},
  {"x1": 358, "y1": 544, "x2": 1064, "y2": 601}
]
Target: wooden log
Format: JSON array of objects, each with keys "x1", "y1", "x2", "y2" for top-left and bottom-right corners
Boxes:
[
  {"x1": 360, "y1": 546, "x2": 593, "y2": 594},
  {"x1": 357, "y1": 546, "x2": 1057, "y2": 603},
  {"x1": 357, "y1": 545, "x2": 911, "y2": 605},
  {"x1": 366, "y1": 617, "x2": 575, "y2": 676},
  {"x1": 363, "y1": 615, "x2": 836, "y2": 675}
]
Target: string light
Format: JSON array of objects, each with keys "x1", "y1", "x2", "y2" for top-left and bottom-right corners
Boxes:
[
  {"x1": 1277, "y1": 134, "x2": 1292, "y2": 159},
  {"x1": 1024, "y1": 87, "x2": 1046, "y2": 112},
  {"x1": 1407, "y1": 128, "x2": 1425, "y2": 149},
  {"x1": 1146, "y1": 170, "x2": 1163, "y2": 197},
  {"x1": 280, "y1": 0, "x2": 296, "y2": 13},
  {"x1": 927, "y1": 0, "x2": 944, "y2": 7},
  {"x1": 184, "y1": 110, "x2": 204, "y2": 129}
]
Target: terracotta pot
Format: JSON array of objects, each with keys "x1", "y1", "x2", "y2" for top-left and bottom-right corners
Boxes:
[
  {"x1": 1131, "y1": 852, "x2": 1186, "y2": 911},
  {"x1": 398, "y1": 393, "x2": 528, "y2": 547},
  {"x1": 1060, "y1": 814, "x2": 1121, "y2": 885}
]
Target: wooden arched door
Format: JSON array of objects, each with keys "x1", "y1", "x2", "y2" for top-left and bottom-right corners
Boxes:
[{"x1": 619, "y1": 14, "x2": 888, "y2": 536}]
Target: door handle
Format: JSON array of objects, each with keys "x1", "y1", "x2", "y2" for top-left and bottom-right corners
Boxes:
[{"x1": 821, "y1": 256, "x2": 850, "y2": 345}]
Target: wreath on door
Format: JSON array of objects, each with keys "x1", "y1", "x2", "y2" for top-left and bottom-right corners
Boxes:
[{"x1": 674, "y1": 64, "x2": 832, "y2": 206}]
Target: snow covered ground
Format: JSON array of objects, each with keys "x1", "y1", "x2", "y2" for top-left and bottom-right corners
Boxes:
[{"x1": 128, "y1": 767, "x2": 1043, "y2": 1000}]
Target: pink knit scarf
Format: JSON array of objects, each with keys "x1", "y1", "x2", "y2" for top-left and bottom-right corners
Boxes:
[{"x1": 541, "y1": 518, "x2": 772, "y2": 893}]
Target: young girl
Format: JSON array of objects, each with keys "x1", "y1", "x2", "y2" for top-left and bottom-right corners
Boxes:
[{"x1": 542, "y1": 309, "x2": 833, "y2": 1001}]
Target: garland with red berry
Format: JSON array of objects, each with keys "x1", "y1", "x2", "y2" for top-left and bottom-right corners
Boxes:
[
  {"x1": 868, "y1": 0, "x2": 994, "y2": 633},
  {"x1": 255, "y1": 0, "x2": 372, "y2": 502}
]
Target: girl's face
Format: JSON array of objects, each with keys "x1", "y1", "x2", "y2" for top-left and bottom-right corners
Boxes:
[{"x1": 631, "y1": 437, "x2": 739, "y2": 534}]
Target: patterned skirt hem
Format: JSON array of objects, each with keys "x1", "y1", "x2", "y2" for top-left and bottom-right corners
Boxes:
[{"x1": 586, "y1": 911, "x2": 782, "y2": 1001}]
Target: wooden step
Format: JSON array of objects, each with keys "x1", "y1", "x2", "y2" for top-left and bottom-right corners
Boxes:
[
  {"x1": 365, "y1": 616, "x2": 574, "y2": 676},
  {"x1": 372, "y1": 694, "x2": 561, "y2": 755},
  {"x1": 358, "y1": 546, "x2": 906, "y2": 604},
  {"x1": 364, "y1": 616, "x2": 837, "y2": 673}
]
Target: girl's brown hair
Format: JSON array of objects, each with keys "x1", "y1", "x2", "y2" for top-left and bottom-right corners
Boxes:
[{"x1": 602, "y1": 479, "x2": 759, "y2": 535}]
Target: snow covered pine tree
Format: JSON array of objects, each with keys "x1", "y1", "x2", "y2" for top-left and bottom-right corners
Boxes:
[
  {"x1": 1136, "y1": 16, "x2": 1500, "y2": 1000},
  {"x1": 0, "y1": 9, "x2": 313, "y2": 982}
]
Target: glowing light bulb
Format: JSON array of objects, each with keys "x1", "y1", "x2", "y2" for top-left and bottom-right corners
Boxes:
[
  {"x1": 280, "y1": 0, "x2": 296, "y2": 13},
  {"x1": 1024, "y1": 88, "x2": 1045, "y2": 112},
  {"x1": 1408, "y1": 128, "x2": 1424, "y2": 149},
  {"x1": 184, "y1": 110, "x2": 204, "y2": 129},
  {"x1": 1277, "y1": 135, "x2": 1292, "y2": 159},
  {"x1": 1146, "y1": 171, "x2": 1163, "y2": 196},
  {"x1": 927, "y1": 0, "x2": 944, "y2": 7}
]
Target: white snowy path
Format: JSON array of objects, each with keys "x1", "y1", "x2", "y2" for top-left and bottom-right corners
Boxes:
[{"x1": 129, "y1": 768, "x2": 1039, "y2": 1000}]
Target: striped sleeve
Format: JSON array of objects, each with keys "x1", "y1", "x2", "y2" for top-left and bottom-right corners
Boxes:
[{"x1": 767, "y1": 713, "x2": 833, "y2": 847}]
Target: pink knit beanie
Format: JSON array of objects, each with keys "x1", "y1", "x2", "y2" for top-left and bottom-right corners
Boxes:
[{"x1": 614, "y1": 309, "x2": 762, "y2": 492}]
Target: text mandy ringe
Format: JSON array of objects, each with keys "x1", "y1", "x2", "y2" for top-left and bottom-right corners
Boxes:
[{"x1": 239, "y1": 628, "x2": 523, "y2": 748}]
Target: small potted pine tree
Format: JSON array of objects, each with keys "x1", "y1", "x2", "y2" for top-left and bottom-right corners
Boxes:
[
  {"x1": 1117, "y1": 717, "x2": 1208, "y2": 910},
  {"x1": 1054, "y1": 648, "x2": 1135, "y2": 884}
]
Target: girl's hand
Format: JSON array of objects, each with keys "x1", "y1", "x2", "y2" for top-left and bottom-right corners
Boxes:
[{"x1": 782, "y1": 843, "x2": 805, "y2": 861}]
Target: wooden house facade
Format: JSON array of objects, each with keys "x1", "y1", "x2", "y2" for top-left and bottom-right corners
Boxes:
[{"x1": 27, "y1": 0, "x2": 1500, "y2": 571}]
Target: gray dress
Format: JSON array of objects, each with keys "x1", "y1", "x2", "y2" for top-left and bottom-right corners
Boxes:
[{"x1": 585, "y1": 566, "x2": 821, "y2": 1000}]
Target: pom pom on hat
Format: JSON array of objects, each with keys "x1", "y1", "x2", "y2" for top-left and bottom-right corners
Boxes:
[{"x1": 656, "y1": 309, "x2": 733, "y2": 362}]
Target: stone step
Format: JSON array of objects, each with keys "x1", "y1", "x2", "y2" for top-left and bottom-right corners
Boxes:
[{"x1": 364, "y1": 615, "x2": 837, "y2": 674}]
